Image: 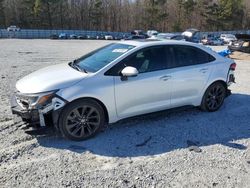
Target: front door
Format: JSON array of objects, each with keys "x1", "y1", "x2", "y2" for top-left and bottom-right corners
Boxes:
[{"x1": 113, "y1": 46, "x2": 173, "y2": 118}]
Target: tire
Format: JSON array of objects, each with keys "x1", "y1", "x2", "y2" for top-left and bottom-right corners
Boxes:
[
  {"x1": 200, "y1": 82, "x2": 226, "y2": 112},
  {"x1": 58, "y1": 99, "x2": 106, "y2": 141}
]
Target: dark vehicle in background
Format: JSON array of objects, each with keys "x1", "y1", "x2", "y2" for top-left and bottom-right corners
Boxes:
[
  {"x1": 171, "y1": 34, "x2": 185, "y2": 41},
  {"x1": 229, "y1": 34, "x2": 250, "y2": 53},
  {"x1": 87, "y1": 34, "x2": 97, "y2": 40},
  {"x1": 182, "y1": 28, "x2": 200, "y2": 43},
  {"x1": 123, "y1": 35, "x2": 146, "y2": 40},
  {"x1": 114, "y1": 34, "x2": 124, "y2": 40},
  {"x1": 131, "y1": 30, "x2": 149, "y2": 39},
  {"x1": 50, "y1": 34, "x2": 59, "y2": 39},
  {"x1": 96, "y1": 34, "x2": 105, "y2": 40},
  {"x1": 69, "y1": 34, "x2": 78, "y2": 39},
  {"x1": 77, "y1": 35, "x2": 87, "y2": 39}
]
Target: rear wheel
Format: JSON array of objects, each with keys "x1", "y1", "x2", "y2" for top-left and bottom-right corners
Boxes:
[
  {"x1": 59, "y1": 99, "x2": 106, "y2": 141},
  {"x1": 200, "y1": 82, "x2": 226, "y2": 112}
]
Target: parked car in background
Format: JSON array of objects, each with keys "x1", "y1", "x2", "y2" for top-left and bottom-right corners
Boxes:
[
  {"x1": 220, "y1": 34, "x2": 237, "y2": 44},
  {"x1": 155, "y1": 33, "x2": 185, "y2": 41},
  {"x1": 96, "y1": 34, "x2": 105, "y2": 40},
  {"x1": 147, "y1": 30, "x2": 158, "y2": 37},
  {"x1": 212, "y1": 37, "x2": 224, "y2": 45},
  {"x1": 69, "y1": 34, "x2": 78, "y2": 39},
  {"x1": 182, "y1": 28, "x2": 200, "y2": 43},
  {"x1": 201, "y1": 35, "x2": 224, "y2": 45},
  {"x1": 154, "y1": 33, "x2": 173, "y2": 40},
  {"x1": 131, "y1": 30, "x2": 144, "y2": 35},
  {"x1": 131, "y1": 30, "x2": 149, "y2": 38},
  {"x1": 228, "y1": 34, "x2": 250, "y2": 53},
  {"x1": 59, "y1": 33, "x2": 69, "y2": 39},
  {"x1": 7, "y1": 25, "x2": 20, "y2": 32},
  {"x1": 170, "y1": 35, "x2": 186, "y2": 41},
  {"x1": 77, "y1": 35, "x2": 87, "y2": 40},
  {"x1": 50, "y1": 34, "x2": 59, "y2": 40},
  {"x1": 123, "y1": 35, "x2": 146, "y2": 40},
  {"x1": 105, "y1": 34, "x2": 113, "y2": 40},
  {"x1": 87, "y1": 35, "x2": 96, "y2": 40},
  {"x1": 11, "y1": 40, "x2": 236, "y2": 141}
]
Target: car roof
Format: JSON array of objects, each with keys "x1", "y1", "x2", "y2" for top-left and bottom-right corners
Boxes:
[
  {"x1": 117, "y1": 39, "x2": 221, "y2": 60},
  {"x1": 118, "y1": 39, "x2": 196, "y2": 47}
]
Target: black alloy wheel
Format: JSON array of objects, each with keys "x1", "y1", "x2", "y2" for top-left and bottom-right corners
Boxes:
[
  {"x1": 201, "y1": 82, "x2": 226, "y2": 112},
  {"x1": 59, "y1": 99, "x2": 105, "y2": 141}
]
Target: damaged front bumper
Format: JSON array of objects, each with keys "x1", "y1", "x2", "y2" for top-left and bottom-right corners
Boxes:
[{"x1": 11, "y1": 94, "x2": 67, "y2": 127}]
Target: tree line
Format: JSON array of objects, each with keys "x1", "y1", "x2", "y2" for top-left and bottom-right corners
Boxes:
[{"x1": 0, "y1": 0, "x2": 250, "y2": 32}]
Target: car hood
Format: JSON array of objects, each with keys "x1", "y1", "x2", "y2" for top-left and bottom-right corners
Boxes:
[{"x1": 16, "y1": 63, "x2": 88, "y2": 94}]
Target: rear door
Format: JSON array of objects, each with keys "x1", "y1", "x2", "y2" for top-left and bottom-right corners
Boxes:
[{"x1": 169, "y1": 45, "x2": 216, "y2": 107}]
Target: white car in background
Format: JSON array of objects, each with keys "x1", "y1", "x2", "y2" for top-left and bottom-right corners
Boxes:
[
  {"x1": 7, "y1": 25, "x2": 20, "y2": 32},
  {"x1": 105, "y1": 35, "x2": 113, "y2": 40},
  {"x1": 147, "y1": 30, "x2": 158, "y2": 37},
  {"x1": 220, "y1": 34, "x2": 237, "y2": 44},
  {"x1": 11, "y1": 40, "x2": 236, "y2": 141}
]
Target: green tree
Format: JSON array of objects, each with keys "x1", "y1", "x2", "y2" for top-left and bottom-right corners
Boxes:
[
  {"x1": 0, "y1": 0, "x2": 6, "y2": 27},
  {"x1": 203, "y1": 0, "x2": 244, "y2": 31},
  {"x1": 89, "y1": 0, "x2": 103, "y2": 30},
  {"x1": 144, "y1": 0, "x2": 168, "y2": 30},
  {"x1": 219, "y1": 0, "x2": 244, "y2": 30}
]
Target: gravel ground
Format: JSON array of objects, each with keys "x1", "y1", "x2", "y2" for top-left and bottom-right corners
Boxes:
[{"x1": 0, "y1": 39, "x2": 249, "y2": 188}]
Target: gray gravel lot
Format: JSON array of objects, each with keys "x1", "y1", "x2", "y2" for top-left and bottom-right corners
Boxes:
[{"x1": 0, "y1": 39, "x2": 249, "y2": 187}]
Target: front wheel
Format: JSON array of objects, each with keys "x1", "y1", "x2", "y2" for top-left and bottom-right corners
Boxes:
[
  {"x1": 59, "y1": 99, "x2": 106, "y2": 141},
  {"x1": 200, "y1": 82, "x2": 226, "y2": 112}
]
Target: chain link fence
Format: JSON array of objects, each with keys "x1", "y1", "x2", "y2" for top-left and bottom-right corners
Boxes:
[
  {"x1": 0, "y1": 29, "x2": 129, "y2": 39},
  {"x1": 0, "y1": 29, "x2": 250, "y2": 39}
]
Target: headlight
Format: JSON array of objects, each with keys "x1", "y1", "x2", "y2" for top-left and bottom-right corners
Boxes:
[{"x1": 16, "y1": 90, "x2": 58, "y2": 109}]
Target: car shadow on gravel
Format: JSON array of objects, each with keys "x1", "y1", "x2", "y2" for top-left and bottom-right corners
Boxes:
[{"x1": 33, "y1": 93, "x2": 250, "y2": 157}]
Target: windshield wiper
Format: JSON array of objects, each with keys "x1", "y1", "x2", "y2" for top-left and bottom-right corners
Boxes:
[{"x1": 69, "y1": 60, "x2": 88, "y2": 73}]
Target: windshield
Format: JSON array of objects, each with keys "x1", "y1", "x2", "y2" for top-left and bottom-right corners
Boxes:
[{"x1": 75, "y1": 43, "x2": 135, "y2": 72}]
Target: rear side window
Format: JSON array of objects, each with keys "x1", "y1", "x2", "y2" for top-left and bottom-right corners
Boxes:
[{"x1": 172, "y1": 45, "x2": 215, "y2": 68}]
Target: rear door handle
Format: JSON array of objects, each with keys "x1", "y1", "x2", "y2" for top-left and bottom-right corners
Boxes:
[
  {"x1": 159, "y1": 75, "x2": 171, "y2": 81},
  {"x1": 199, "y1": 68, "x2": 208, "y2": 73}
]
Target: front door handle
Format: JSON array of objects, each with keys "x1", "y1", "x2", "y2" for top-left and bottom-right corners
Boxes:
[{"x1": 159, "y1": 75, "x2": 171, "y2": 81}]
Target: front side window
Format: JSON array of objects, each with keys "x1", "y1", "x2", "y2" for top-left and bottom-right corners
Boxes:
[
  {"x1": 105, "y1": 46, "x2": 169, "y2": 75},
  {"x1": 75, "y1": 43, "x2": 135, "y2": 72}
]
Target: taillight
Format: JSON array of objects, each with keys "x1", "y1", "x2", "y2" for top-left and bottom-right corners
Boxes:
[{"x1": 230, "y1": 63, "x2": 236, "y2": 71}]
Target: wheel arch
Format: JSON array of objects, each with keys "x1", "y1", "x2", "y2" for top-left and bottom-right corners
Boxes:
[
  {"x1": 203, "y1": 79, "x2": 228, "y2": 98},
  {"x1": 200, "y1": 79, "x2": 228, "y2": 111},
  {"x1": 209, "y1": 80, "x2": 227, "y2": 90},
  {"x1": 196, "y1": 79, "x2": 228, "y2": 106},
  {"x1": 61, "y1": 97, "x2": 109, "y2": 123}
]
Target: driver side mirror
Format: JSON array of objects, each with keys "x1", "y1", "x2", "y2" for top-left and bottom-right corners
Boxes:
[{"x1": 121, "y1": 66, "x2": 138, "y2": 81}]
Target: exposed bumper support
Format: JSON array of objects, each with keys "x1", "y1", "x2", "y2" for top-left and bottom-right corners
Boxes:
[{"x1": 11, "y1": 94, "x2": 66, "y2": 127}]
